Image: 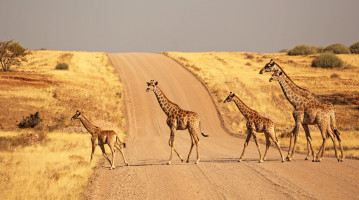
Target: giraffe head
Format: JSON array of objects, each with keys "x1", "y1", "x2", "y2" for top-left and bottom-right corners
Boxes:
[
  {"x1": 223, "y1": 92, "x2": 236, "y2": 103},
  {"x1": 269, "y1": 71, "x2": 283, "y2": 82},
  {"x1": 259, "y1": 59, "x2": 278, "y2": 74},
  {"x1": 146, "y1": 80, "x2": 158, "y2": 92},
  {"x1": 71, "y1": 110, "x2": 82, "y2": 120}
]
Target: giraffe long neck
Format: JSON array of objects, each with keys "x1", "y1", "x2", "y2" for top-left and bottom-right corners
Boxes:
[
  {"x1": 153, "y1": 86, "x2": 179, "y2": 116},
  {"x1": 78, "y1": 115, "x2": 99, "y2": 135},
  {"x1": 232, "y1": 96, "x2": 256, "y2": 120},
  {"x1": 275, "y1": 64, "x2": 314, "y2": 99},
  {"x1": 276, "y1": 76, "x2": 308, "y2": 108}
]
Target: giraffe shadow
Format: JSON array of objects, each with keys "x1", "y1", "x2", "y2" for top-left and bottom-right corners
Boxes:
[{"x1": 200, "y1": 157, "x2": 284, "y2": 163}]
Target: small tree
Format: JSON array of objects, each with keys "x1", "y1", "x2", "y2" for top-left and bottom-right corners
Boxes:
[{"x1": 0, "y1": 41, "x2": 28, "y2": 72}]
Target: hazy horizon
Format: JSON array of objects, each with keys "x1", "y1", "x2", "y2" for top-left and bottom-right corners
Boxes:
[{"x1": 1, "y1": 0, "x2": 358, "y2": 53}]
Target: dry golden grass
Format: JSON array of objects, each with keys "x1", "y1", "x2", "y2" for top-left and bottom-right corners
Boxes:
[
  {"x1": 0, "y1": 131, "x2": 118, "y2": 200},
  {"x1": 0, "y1": 50, "x2": 125, "y2": 131},
  {"x1": 0, "y1": 50, "x2": 126, "y2": 199},
  {"x1": 165, "y1": 52, "x2": 359, "y2": 158}
]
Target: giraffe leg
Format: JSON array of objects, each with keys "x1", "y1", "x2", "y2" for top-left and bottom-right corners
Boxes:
[
  {"x1": 193, "y1": 133, "x2": 200, "y2": 164},
  {"x1": 286, "y1": 131, "x2": 295, "y2": 161},
  {"x1": 115, "y1": 144, "x2": 129, "y2": 166},
  {"x1": 167, "y1": 128, "x2": 183, "y2": 164},
  {"x1": 328, "y1": 131, "x2": 340, "y2": 162},
  {"x1": 239, "y1": 131, "x2": 252, "y2": 162},
  {"x1": 100, "y1": 145, "x2": 112, "y2": 167},
  {"x1": 303, "y1": 125, "x2": 315, "y2": 162},
  {"x1": 90, "y1": 143, "x2": 96, "y2": 164},
  {"x1": 287, "y1": 112, "x2": 304, "y2": 161},
  {"x1": 334, "y1": 130, "x2": 344, "y2": 162},
  {"x1": 262, "y1": 136, "x2": 271, "y2": 161},
  {"x1": 269, "y1": 134, "x2": 285, "y2": 162},
  {"x1": 109, "y1": 144, "x2": 116, "y2": 170},
  {"x1": 186, "y1": 133, "x2": 195, "y2": 163},
  {"x1": 316, "y1": 135, "x2": 327, "y2": 162},
  {"x1": 252, "y1": 132, "x2": 263, "y2": 163}
]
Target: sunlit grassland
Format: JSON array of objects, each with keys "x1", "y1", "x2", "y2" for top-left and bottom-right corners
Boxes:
[
  {"x1": 1, "y1": 50, "x2": 125, "y2": 131},
  {"x1": 165, "y1": 52, "x2": 359, "y2": 158},
  {"x1": 0, "y1": 131, "x2": 122, "y2": 200},
  {"x1": 0, "y1": 50, "x2": 127, "y2": 199}
]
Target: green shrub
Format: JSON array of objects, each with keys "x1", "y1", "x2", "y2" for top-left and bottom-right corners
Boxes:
[
  {"x1": 315, "y1": 46, "x2": 325, "y2": 53},
  {"x1": 324, "y1": 43, "x2": 351, "y2": 54},
  {"x1": 287, "y1": 45, "x2": 317, "y2": 55},
  {"x1": 349, "y1": 41, "x2": 359, "y2": 54},
  {"x1": 312, "y1": 53, "x2": 343, "y2": 68},
  {"x1": 55, "y1": 63, "x2": 69, "y2": 70},
  {"x1": 17, "y1": 112, "x2": 42, "y2": 128}
]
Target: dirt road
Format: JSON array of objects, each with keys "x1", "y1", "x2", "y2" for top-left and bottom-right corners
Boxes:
[{"x1": 85, "y1": 53, "x2": 359, "y2": 200}]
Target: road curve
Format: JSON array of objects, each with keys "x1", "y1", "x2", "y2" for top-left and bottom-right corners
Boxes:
[{"x1": 85, "y1": 53, "x2": 359, "y2": 200}]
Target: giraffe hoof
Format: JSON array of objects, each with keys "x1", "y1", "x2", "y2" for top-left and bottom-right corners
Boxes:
[
  {"x1": 286, "y1": 157, "x2": 292, "y2": 161},
  {"x1": 125, "y1": 163, "x2": 129, "y2": 166},
  {"x1": 186, "y1": 160, "x2": 190, "y2": 163},
  {"x1": 195, "y1": 160, "x2": 200, "y2": 164},
  {"x1": 259, "y1": 159, "x2": 264, "y2": 163},
  {"x1": 167, "y1": 161, "x2": 171, "y2": 165},
  {"x1": 304, "y1": 157, "x2": 309, "y2": 160}
]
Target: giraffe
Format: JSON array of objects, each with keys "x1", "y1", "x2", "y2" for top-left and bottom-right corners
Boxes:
[
  {"x1": 269, "y1": 71, "x2": 343, "y2": 162},
  {"x1": 260, "y1": 59, "x2": 344, "y2": 161},
  {"x1": 224, "y1": 92, "x2": 285, "y2": 162},
  {"x1": 71, "y1": 110, "x2": 128, "y2": 169},
  {"x1": 146, "y1": 80, "x2": 209, "y2": 165}
]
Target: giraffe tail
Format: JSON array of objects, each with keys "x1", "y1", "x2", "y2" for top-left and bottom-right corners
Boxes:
[
  {"x1": 199, "y1": 121, "x2": 209, "y2": 137},
  {"x1": 116, "y1": 136, "x2": 126, "y2": 148},
  {"x1": 330, "y1": 111, "x2": 341, "y2": 142}
]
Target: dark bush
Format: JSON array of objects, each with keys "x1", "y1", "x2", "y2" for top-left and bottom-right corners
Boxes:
[
  {"x1": 349, "y1": 41, "x2": 359, "y2": 54},
  {"x1": 324, "y1": 43, "x2": 351, "y2": 54},
  {"x1": 17, "y1": 112, "x2": 42, "y2": 128},
  {"x1": 312, "y1": 53, "x2": 343, "y2": 68},
  {"x1": 55, "y1": 63, "x2": 69, "y2": 70},
  {"x1": 287, "y1": 45, "x2": 317, "y2": 55}
]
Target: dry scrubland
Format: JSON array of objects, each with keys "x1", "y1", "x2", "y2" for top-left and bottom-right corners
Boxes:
[
  {"x1": 165, "y1": 52, "x2": 359, "y2": 158},
  {"x1": 0, "y1": 50, "x2": 125, "y2": 199}
]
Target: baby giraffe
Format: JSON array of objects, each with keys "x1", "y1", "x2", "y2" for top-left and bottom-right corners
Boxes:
[
  {"x1": 71, "y1": 110, "x2": 128, "y2": 169},
  {"x1": 224, "y1": 92, "x2": 284, "y2": 162}
]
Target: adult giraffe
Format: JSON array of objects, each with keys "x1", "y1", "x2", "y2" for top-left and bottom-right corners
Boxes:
[
  {"x1": 146, "y1": 80, "x2": 209, "y2": 165},
  {"x1": 269, "y1": 71, "x2": 343, "y2": 162}
]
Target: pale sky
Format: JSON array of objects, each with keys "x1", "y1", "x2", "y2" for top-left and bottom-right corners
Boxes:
[{"x1": 1, "y1": 0, "x2": 358, "y2": 53}]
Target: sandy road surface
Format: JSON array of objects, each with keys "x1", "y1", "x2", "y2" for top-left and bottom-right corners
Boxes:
[{"x1": 85, "y1": 53, "x2": 359, "y2": 200}]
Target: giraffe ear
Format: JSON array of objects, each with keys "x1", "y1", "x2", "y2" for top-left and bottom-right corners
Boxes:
[
  {"x1": 155, "y1": 81, "x2": 158, "y2": 85},
  {"x1": 147, "y1": 82, "x2": 150, "y2": 86}
]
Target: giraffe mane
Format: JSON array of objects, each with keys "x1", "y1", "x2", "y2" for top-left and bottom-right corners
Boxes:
[
  {"x1": 156, "y1": 86, "x2": 181, "y2": 109},
  {"x1": 274, "y1": 62, "x2": 310, "y2": 92}
]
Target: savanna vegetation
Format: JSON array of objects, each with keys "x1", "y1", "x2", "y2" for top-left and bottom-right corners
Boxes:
[
  {"x1": 0, "y1": 50, "x2": 126, "y2": 199},
  {"x1": 0, "y1": 41, "x2": 28, "y2": 72},
  {"x1": 165, "y1": 52, "x2": 359, "y2": 158}
]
